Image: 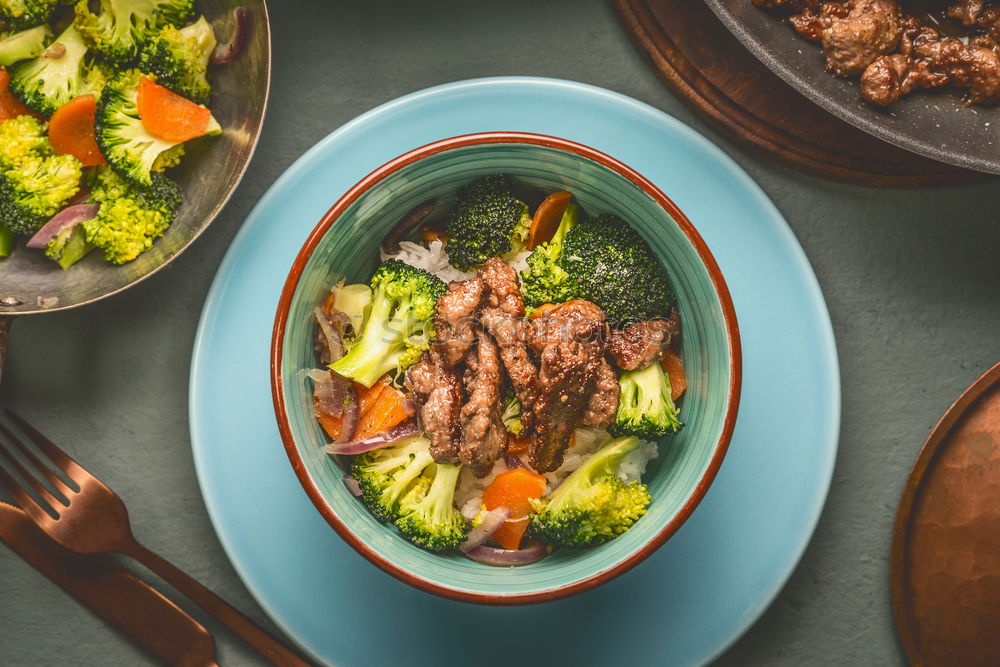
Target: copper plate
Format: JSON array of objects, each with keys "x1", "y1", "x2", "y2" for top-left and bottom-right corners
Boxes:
[{"x1": 891, "y1": 362, "x2": 1000, "y2": 666}]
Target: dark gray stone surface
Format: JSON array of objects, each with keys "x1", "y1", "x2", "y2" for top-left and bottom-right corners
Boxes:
[{"x1": 2, "y1": 1, "x2": 999, "y2": 664}]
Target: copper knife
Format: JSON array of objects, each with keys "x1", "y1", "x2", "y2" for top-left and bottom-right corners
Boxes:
[{"x1": 0, "y1": 501, "x2": 218, "y2": 666}]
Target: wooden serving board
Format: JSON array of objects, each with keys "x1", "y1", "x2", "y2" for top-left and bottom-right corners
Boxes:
[{"x1": 613, "y1": 0, "x2": 981, "y2": 187}]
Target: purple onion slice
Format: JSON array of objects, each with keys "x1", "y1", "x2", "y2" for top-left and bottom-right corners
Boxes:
[
  {"x1": 26, "y1": 204, "x2": 98, "y2": 249},
  {"x1": 324, "y1": 418, "x2": 419, "y2": 455},
  {"x1": 459, "y1": 508, "x2": 509, "y2": 553},
  {"x1": 464, "y1": 542, "x2": 548, "y2": 567},
  {"x1": 210, "y1": 7, "x2": 251, "y2": 65}
]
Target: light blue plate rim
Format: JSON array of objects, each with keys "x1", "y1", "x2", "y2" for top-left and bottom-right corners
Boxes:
[{"x1": 190, "y1": 76, "x2": 840, "y2": 666}]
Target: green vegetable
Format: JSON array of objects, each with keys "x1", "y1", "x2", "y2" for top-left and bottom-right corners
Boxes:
[
  {"x1": 137, "y1": 15, "x2": 215, "y2": 104},
  {"x1": 352, "y1": 435, "x2": 435, "y2": 522},
  {"x1": 0, "y1": 115, "x2": 52, "y2": 168},
  {"x1": 608, "y1": 362, "x2": 683, "y2": 439},
  {"x1": 443, "y1": 174, "x2": 531, "y2": 271},
  {"x1": 9, "y1": 24, "x2": 100, "y2": 116},
  {"x1": 0, "y1": 24, "x2": 52, "y2": 67},
  {"x1": 0, "y1": 224, "x2": 13, "y2": 257},
  {"x1": 529, "y1": 435, "x2": 651, "y2": 547},
  {"x1": 0, "y1": 0, "x2": 58, "y2": 30},
  {"x1": 394, "y1": 462, "x2": 468, "y2": 551},
  {"x1": 501, "y1": 390, "x2": 524, "y2": 436},
  {"x1": 96, "y1": 69, "x2": 218, "y2": 186},
  {"x1": 45, "y1": 223, "x2": 94, "y2": 269},
  {"x1": 519, "y1": 202, "x2": 580, "y2": 308},
  {"x1": 560, "y1": 213, "x2": 674, "y2": 327},
  {"x1": 81, "y1": 167, "x2": 181, "y2": 264},
  {"x1": 328, "y1": 259, "x2": 446, "y2": 388},
  {"x1": 0, "y1": 153, "x2": 82, "y2": 235},
  {"x1": 74, "y1": 0, "x2": 194, "y2": 65},
  {"x1": 332, "y1": 282, "x2": 373, "y2": 337}
]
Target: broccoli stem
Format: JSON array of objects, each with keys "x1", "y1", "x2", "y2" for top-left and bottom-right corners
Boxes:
[
  {"x1": 545, "y1": 436, "x2": 640, "y2": 512},
  {"x1": 0, "y1": 226, "x2": 13, "y2": 258},
  {"x1": 329, "y1": 290, "x2": 413, "y2": 387}
]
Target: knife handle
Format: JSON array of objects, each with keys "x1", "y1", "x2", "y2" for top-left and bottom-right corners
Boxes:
[{"x1": 0, "y1": 503, "x2": 217, "y2": 667}]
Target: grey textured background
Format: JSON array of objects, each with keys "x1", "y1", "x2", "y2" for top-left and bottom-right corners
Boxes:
[{"x1": 3, "y1": 1, "x2": 999, "y2": 665}]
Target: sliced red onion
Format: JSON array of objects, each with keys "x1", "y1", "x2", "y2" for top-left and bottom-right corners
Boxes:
[
  {"x1": 401, "y1": 398, "x2": 417, "y2": 416},
  {"x1": 324, "y1": 417, "x2": 418, "y2": 455},
  {"x1": 311, "y1": 368, "x2": 346, "y2": 418},
  {"x1": 66, "y1": 187, "x2": 91, "y2": 207},
  {"x1": 465, "y1": 541, "x2": 548, "y2": 566},
  {"x1": 504, "y1": 453, "x2": 522, "y2": 470},
  {"x1": 343, "y1": 474, "x2": 362, "y2": 496},
  {"x1": 335, "y1": 384, "x2": 360, "y2": 444},
  {"x1": 314, "y1": 307, "x2": 344, "y2": 364},
  {"x1": 210, "y1": 7, "x2": 251, "y2": 65},
  {"x1": 26, "y1": 204, "x2": 99, "y2": 249},
  {"x1": 460, "y1": 507, "x2": 509, "y2": 553}
]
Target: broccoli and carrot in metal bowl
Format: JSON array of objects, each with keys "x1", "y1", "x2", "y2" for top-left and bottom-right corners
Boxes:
[
  {"x1": 0, "y1": 0, "x2": 240, "y2": 267},
  {"x1": 309, "y1": 174, "x2": 688, "y2": 565}
]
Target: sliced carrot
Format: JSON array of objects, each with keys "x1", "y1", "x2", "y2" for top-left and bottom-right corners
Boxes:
[
  {"x1": 482, "y1": 467, "x2": 548, "y2": 550},
  {"x1": 507, "y1": 435, "x2": 530, "y2": 456},
  {"x1": 660, "y1": 348, "x2": 687, "y2": 401},
  {"x1": 356, "y1": 377, "x2": 389, "y2": 417},
  {"x1": 421, "y1": 227, "x2": 449, "y2": 244},
  {"x1": 47, "y1": 95, "x2": 105, "y2": 167},
  {"x1": 313, "y1": 395, "x2": 343, "y2": 441},
  {"x1": 137, "y1": 76, "x2": 212, "y2": 142},
  {"x1": 0, "y1": 70, "x2": 37, "y2": 121},
  {"x1": 528, "y1": 303, "x2": 558, "y2": 319},
  {"x1": 321, "y1": 290, "x2": 336, "y2": 316},
  {"x1": 526, "y1": 191, "x2": 572, "y2": 250},
  {"x1": 353, "y1": 379, "x2": 410, "y2": 441}
]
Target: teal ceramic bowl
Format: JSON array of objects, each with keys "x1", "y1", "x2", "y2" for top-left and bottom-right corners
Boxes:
[{"x1": 271, "y1": 132, "x2": 741, "y2": 605}]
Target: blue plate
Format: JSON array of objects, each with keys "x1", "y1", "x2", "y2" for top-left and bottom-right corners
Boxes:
[{"x1": 190, "y1": 77, "x2": 839, "y2": 666}]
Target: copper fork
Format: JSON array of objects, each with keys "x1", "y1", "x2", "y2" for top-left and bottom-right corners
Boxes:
[{"x1": 0, "y1": 410, "x2": 312, "y2": 667}]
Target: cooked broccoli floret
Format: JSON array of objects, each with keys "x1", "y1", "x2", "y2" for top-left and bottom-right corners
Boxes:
[
  {"x1": 560, "y1": 213, "x2": 675, "y2": 327},
  {"x1": 0, "y1": 0, "x2": 58, "y2": 30},
  {"x1": 0, "y1": 114, "x2": 51, "y2": 168},
  {"x1": 81, "y1": 167, "x2": 181, "y2": 263},
  {"x1": 0, "y1": 24, "x2": 52, "y2": 66},
  {"x1": 443, "y1": 174, "x2": 531, "y2": 271},
  {"x1": 520, "y1": 201, "x2": 580, "y2": 308},
  {"x1": 0, "y1": 153, "x2": 82, "y2": 235},
  {"x1": 352, "y1": 435, "x2": 436, "y2": 523},
  {"x1": 95, "y1": 69, "x2": 218, "y2": 186},
  {"x1": 74, "y1": 0, "x2": 194, "y2": 64},
  {"x1": 395, "y1": 462, "x2": 468, "y2": 551},
  {"x1": 609, "y1": 361, "x2": 683, "y2": 439},
  {"x1": 9, "y1": 24, "x2": 100, "y2": 116},
  {"x1": 45, "y1": 223, "x2": 95, "y2": 268},
  {"x1": 529, "y1": 435, "x2": 652, "y2": 547},
  {"x1": 501, "y1": 389, "x2": 524, "y2": 436},
  {"x1": 329, "y1": 259, "x2": 446, "y2": 388},
  {"x1": 138, "y1": 15, "x2": 215, "y2": 104}
]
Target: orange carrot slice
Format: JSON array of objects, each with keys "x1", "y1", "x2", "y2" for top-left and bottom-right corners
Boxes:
[
  {"x1": 507, "y1": 435, "x2": 530, "y2": 456},
  {"x1": 137, "y1": 76, "x2": 212, "y2": 142},
  {"x1": 313, "y1": 395, "x2": 343, "y2": 441},
  {"x1": 526, "y1": 191, "x2": 572, "y2": 250},
  {"x1": 0, "y1": 70, "x2": 37, "y2": 121},
  {"x1": 528, "y1": 303, "x2": 558, "y2": 319},
  {"x1": 353, "y1": 379, "x2": 409, "y2": 441},
  {"x1": 482, "y1": 468, "x2": 548, "y2": 550},
  {"x1": 421, "y1": 227, "x2": 449, "y2": 244},
  {"x1": 660, "y1": 348, "x2": 687, "y2": 401},
  {"x1": 47, "y1": 95, "x2": 105, "y2": 166}
]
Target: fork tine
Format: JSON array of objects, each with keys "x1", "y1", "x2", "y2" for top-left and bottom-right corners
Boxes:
[
  {"x1": 5, "y1": 410, "x2": 88, "y2": 484},
  {"x1": 0, "y1": 429, "x2": 67, "y2": 511},
  {"x1": 0, "y1": 423, "x2": 73, "y2": 503},
  {"x1": 0, "y1": 451, "x2": 56, "y2": 523}
]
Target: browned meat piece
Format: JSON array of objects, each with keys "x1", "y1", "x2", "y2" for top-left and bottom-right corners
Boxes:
[
  {"x1": 478, "y1": 257, "x2": 525, "y2": 317},
  {"x1": 861, "y1": 53, "x2": 947, "y2": 105},
  {"x1": 480, "y1": 306, "x2": 540, "y2": 433},
  {"x1": 948, "y1": 0, "x2": 986, "y2": 26},
  {"x1": 790, "y1": 1, "x2": 900, "y2": 76},
  {"x1": 582, "y1": 357, "x2": 619, "y2": 429},
  {"x1": 407, "y1": 351, "x2": 462, "y2": 463},
  {"x1": 978, "y1": 7, "x2": 1000, "y2": 42},
  {"x1": 433, "y1": 277, "x2": 486, "y2": 368},
  {"x1": 459, "y1": 332, "x2": 507, "y2": 477},
  {"x1": 527, "y1": 300, "x2": 610, "y2": 472},
  {"x1": 607, "y1": 310, "x2": 681, "y2": 371}
]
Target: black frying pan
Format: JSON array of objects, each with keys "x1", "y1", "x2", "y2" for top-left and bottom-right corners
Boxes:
[{"x1": 704, "y1": 0, "x2": 1000, "y2": 174}]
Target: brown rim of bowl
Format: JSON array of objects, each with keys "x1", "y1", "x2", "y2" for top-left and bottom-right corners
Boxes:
[{"x1": 270, "y1": 131, "x2": 742, "y2": 606}]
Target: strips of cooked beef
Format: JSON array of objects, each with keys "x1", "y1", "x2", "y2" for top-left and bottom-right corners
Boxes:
[
  {"x1": 433, "y1": 277, "x2": 486, "y2": 367},
  {"x1": 479, "y1": 257, "x2": 525, "y2": 317},
  {"x1": 581, "y1": 357, "x2": 619, "y2": 429},
  {"x1": 459, "y1": 331, "x2": 507, "y2": 476},
  {"x1": 526, "y1": 300, "x2": 611, "y2": 472},
  {"x1": 407, "y1": 350, "x2": 462, "y2": 463},
  {"x1": 607, "y1": 308, "x2": 681, "y2": 371}
]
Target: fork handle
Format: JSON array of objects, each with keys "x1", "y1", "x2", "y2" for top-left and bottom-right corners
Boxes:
[{"x1": 120, "y1": 540, "x2": 312, "y2": 667}]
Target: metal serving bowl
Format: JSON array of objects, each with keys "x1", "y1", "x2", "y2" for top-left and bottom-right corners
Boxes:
[
  {"x1": 0, "y1": 0, "x2": 271, "y2": 317},
  {"x1": 704, "y1": 0, "x2": 1000, "y2": 175}
]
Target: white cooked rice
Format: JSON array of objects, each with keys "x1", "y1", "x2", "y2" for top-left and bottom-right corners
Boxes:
[{"x1": 380, "y1": 239, "x2": 660, "y2": 511}]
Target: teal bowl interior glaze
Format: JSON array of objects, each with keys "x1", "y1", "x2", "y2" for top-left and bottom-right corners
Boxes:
[{"x1": 272, "y1": 133, "x2": 740, "y2": 604}]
